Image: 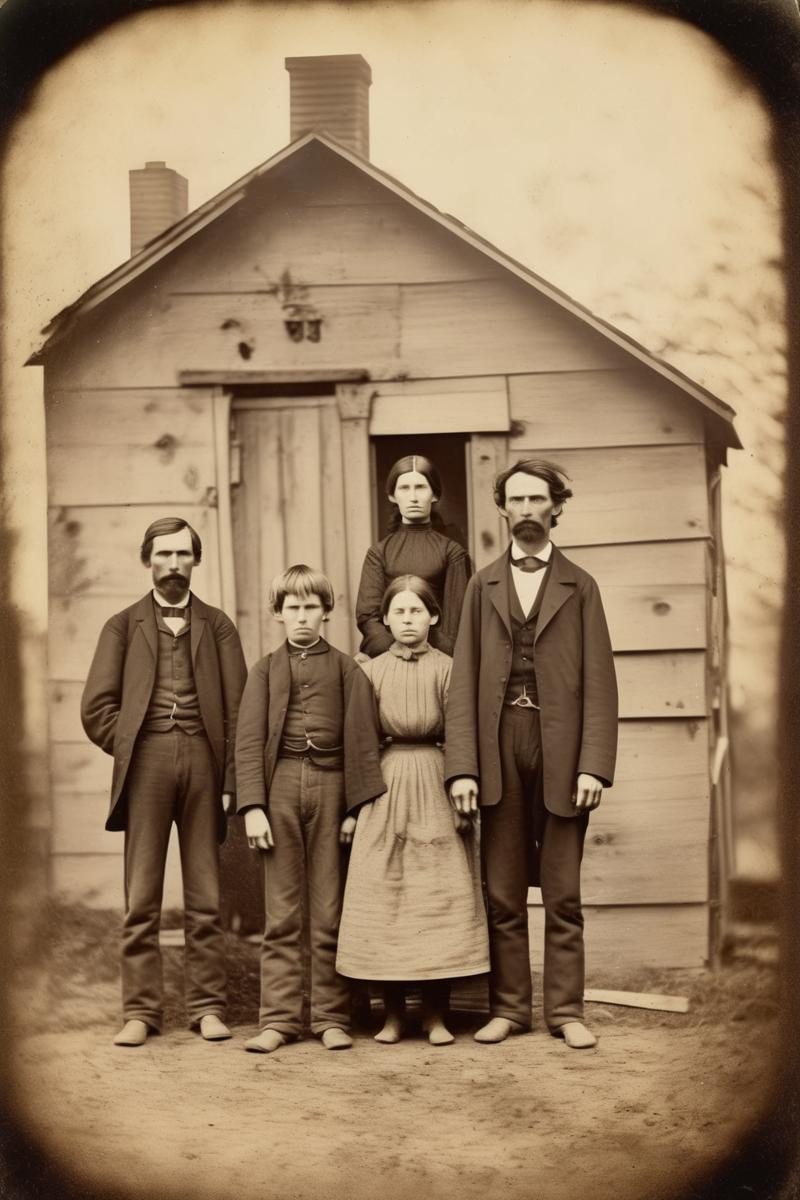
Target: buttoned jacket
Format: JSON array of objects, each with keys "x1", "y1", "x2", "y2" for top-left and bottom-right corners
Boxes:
[
  {"x1": 444, "y1": 545, "x2": 618, "y2": 817},
  {"x1": 81, "y1": 593, "x2": 247, "y2": 835},
  {"x1": 234, "y1": 640, "x2": 387, "y2": 815}
]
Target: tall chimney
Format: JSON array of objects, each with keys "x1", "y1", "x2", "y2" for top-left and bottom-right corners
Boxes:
[
  {"x1": 285, "y1": 54, "x2": 371, "y2": 158},
  {"x1": 129, "y1": 161, "x2": 189, "y2": 256}
]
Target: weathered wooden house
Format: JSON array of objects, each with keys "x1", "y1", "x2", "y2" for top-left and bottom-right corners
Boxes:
[{"x1": 30, "y1": 54, "x2": 740, "y2": 970}]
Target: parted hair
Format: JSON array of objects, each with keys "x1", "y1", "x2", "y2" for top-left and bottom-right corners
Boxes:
[
  {"x1": 140, "y1": 517, "x2": 202, "y2": 566},
  {"x1": 269, "y1": 564, "x2": 335, "y2": 614},
  {"x1": 385, "y1": 454, "x2": 444, "y2": 532},
  {"x1": 493, "y1": 458, "x2": 573, "y2": 528},
  {"x1": 380, "y1": 574, "x2": 442, "y2": 624}
]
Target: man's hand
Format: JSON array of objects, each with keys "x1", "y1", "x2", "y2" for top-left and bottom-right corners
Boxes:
[
  {"x1": 574, "y1": 773, "x2": 603, "y2": 811},
  {"x1": 222, "y1": 793, "x2": 234, "y2": 815},
  {"x1": 340, "y1": 815, "x2": 357, "y2": 845},
  {"x1": 452, "y1": 810, "x2": 475, "y2": 835},
  {"x1": 450, "y1": 777, "x2": 479, "y2": 814},
  {"x1": 244, "y1": 807, "x2": 275, "y2": 850}
]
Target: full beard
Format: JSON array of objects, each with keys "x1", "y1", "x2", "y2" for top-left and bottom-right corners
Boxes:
[{"x1": 156, "y1": 574, "x2": 190, "y2": 604}]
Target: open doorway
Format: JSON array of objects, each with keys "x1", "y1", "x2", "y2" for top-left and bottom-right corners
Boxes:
[{"x1": 371, "y1": 433, "x2": 470, "y2": 551}]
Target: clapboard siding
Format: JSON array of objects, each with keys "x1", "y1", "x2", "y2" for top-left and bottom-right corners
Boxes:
[
  {"x1": 508, "y1": 369, "x2": 704, "y2": 448},
  {"x1": 616, "y1": 652, "x2": 706, "y2": 718},
  {"x1": 49, "y1": 594, "x2": 139, "y2": 681},
  {"x1": 51, "y1": 743, "x2": 111, "y2": 796},
  {"x1": 51, "y1": 791, "x2": 114, "y2": 852},
  {"x1": 48, "y1": 277, "x2": 627, "y2": 390},
  {"x1": 46, "y1": 388, "x2": 214, "y2": 445},
  {"x1": 170, "y1": 193, "x2": 503, "y2": 290},
  {"x1": 566, "y1": 541, "x2": 707, "y2": 651},
  {"x1": 53, "y1": 848, "x2": 184, "y2": 908},
  {"x1": 582, "y1": 720, "x2": 709, "y2": 904},
  {"x1": 528, "y1": 904, "x2": 709, "y2": 969},
  {"x1": 48, "y1": 505, "x2": 221, "y2": 604},
  {"x1": 520, "y1": 444, "x2": 709, "y2": 546},
  {"x1": 49, "y1": 681, "x2": 85, "y2": 743},
  {"x1": 397, "y1": 279, "x2": 627, "y2": 378}
]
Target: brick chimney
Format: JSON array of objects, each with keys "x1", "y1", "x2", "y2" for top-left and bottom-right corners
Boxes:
[
  {"x1": 129, "y1": 161, "x2": 189, "y2": 256},
  {"x1": 285, "y1": 54, "x2": 371, "y2": 158}
]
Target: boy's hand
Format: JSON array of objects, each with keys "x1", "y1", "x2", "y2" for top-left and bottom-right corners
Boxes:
[
  {"x1": 222, "y1": 793, "x2": 234, "y2": 815},
  {"x1": 244, "y1": 808, "x2": 274, "y2": 851},
  {"x1": 340, "y1": 815, "x2": 357, "y2": 845}
]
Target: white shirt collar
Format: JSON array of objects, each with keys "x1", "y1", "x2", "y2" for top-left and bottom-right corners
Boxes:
[
  {"x1": 510, "y1": 540, "x2": 552, "y2": 564},
  {"x1": 153, "y1": 589, "x2": 191, "y2": 608}
]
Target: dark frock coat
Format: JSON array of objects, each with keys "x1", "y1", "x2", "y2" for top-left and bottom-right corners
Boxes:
[
  {"x1": 444, "y1": 546, "x2": 618, "y2": 817},
  {"x1": 355, "y1": 524, "x2": 472, "y2": 657},
  {"x1": 80, "y1": 593, "x2": 247, "y2": 837},
  {"x1": 234, "y1": 640, "x2": 387, "y2": 816}
]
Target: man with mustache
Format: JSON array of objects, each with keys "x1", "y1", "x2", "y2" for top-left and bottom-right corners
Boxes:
[
  {"x1": 81, "y1": 517, "x2": 247, "y2": 1047},
  {"x1": 445, "y1": 460, "x2": 618, "y2": 1048}
]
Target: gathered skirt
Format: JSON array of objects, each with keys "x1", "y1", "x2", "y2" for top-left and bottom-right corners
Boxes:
[{"x1": 336, "y1": 744, "x2": 490, "y2": 981}]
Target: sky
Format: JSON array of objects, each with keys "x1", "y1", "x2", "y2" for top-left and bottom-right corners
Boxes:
[{"x1": 1, "y1": 0, "x2": 786, "y2": 798}]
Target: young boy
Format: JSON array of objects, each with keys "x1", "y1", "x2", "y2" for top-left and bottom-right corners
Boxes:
[{"x1": 235, "y1": 564, "x2": 386, "y2": 1052}]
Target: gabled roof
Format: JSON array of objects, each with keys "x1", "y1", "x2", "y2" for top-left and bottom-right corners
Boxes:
[{"x1": 28, "y1": 131, "x2": 740, "y2": 449}]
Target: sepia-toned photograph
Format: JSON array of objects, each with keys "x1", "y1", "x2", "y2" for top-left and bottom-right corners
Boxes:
[{"x1": 0, "y1": 1, "x2": 793, "y2": 1196}]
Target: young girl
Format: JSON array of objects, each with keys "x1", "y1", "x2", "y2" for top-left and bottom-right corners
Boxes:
[{"x1": 337, "y1": 576, "x2": 489, "y2": 1045}]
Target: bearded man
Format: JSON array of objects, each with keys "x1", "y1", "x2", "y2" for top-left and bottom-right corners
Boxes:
[
  {"x1": 81, "y1": 517, "x2": 247, "y2": 1047},
  {"x1": 445, "y1": 460, "x2": 618, "y2": 1048}
]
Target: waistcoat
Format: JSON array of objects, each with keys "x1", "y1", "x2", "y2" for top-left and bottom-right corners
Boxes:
[
  {"x1": 142, "y1": 608, "x2": 204, "y2": 734},
  {"x1": 505, "y1": 564, "x2": 549, "y2": 705},
  {"x1": 281, "y1": 642, "x2": 345, "y2": 767}
]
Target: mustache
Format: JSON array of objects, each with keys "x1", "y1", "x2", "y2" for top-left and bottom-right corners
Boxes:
[
  {"x1": 513, "y1": 518, "x2": 544, "y2": 532},
  {"x1": 162, "y1": 571, "x2": 189, "y2": 582}
]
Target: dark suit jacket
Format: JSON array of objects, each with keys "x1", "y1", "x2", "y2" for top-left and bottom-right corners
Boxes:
[
  {"x1": 81, "y1": 593, "x2": 247, "y2": 835},
  {"x1": 234, "y1": 640, "x2": 387, "y2": 816},
  {"x1": 445, "y1": 546, "x2": 618, "y2": 817}
]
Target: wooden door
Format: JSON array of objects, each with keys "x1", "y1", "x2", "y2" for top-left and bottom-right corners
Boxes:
[{"x1": 230, "y1": 397, "x2": 353, "y2": 664}]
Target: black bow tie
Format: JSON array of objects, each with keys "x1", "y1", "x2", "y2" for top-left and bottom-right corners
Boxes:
[
  {"x1": 160, "y1": 607, "x2": 189, "y2": 618},
  {"x1": 513, "y1": 556, "x2": 548, "y2": 573}
]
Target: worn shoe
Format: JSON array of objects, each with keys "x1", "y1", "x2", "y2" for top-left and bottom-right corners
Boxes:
[
  {"x1": 244, "y1": 1028, "x2": 287, "y2": 1053},
  {"x1": 321, "y1": 1027, "x2": 353, "y2": 1050},
  {"x1": 113, "y1": 1019, "x2": 150, "y2": 1047},
  {"x1": 554, "y1": 1021, "x2": 597, "y2": 1049},
  {"x1": 199, "y1": 1015, "x2": 232, "y2": 1041},
  {"x1": 473, "y1": 1017, "x2": 527, "y2": 1044}
]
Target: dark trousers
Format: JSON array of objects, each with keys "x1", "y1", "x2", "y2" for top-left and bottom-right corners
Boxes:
[
  {"x1": 122, "y1": 729, "x2": 226, "y2": 1031},
  {"x1": 482, "y1": 707, "x2": 589, "y2": 1031},
  {"x1": 258, "y1": 757, "x2": 350, "y2": 1037}
]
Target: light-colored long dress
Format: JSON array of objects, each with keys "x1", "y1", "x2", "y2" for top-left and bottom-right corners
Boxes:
[{"x1": 336, "y1": 643, "x2": 489, "y2": 981}]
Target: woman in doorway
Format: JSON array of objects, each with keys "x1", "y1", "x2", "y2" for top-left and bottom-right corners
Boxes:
[{"x1": 355, "y1": 454, "x2": 472, "y2": 657}]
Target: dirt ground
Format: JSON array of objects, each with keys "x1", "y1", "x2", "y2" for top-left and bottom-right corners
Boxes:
[{"x1": 7, "y1": 905, "x2": 782, "y2": 1200}]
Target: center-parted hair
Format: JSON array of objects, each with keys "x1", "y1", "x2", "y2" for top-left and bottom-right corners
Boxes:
[
  {"x1": 493, "y1": 458, "x2": 573, "y2": 527},
  {"x1": 385, "y1": 454, "x2": 443, "y2": 532},
  {"x1": 140, "y1": 517, "x2": 202, "y2": 566},
  {"x1": 381, "y1": 574, "x2": 442, "y2": 624},
  {"x1": 269, "y1": 564, "x2": 335, "y2": 614}
]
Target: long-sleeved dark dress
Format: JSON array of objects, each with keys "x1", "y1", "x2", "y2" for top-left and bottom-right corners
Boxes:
[{"x1": 355, "y1": 523, "x2": 472, "y2": 657}]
